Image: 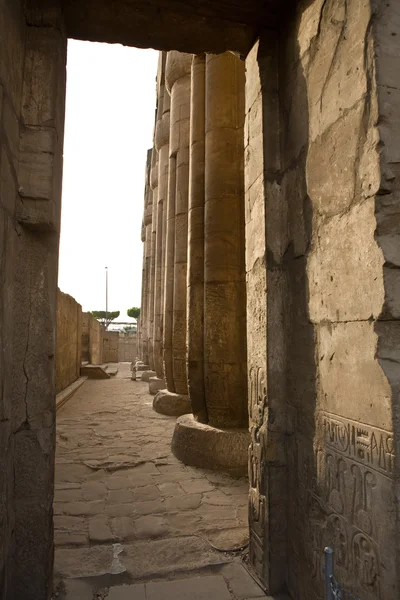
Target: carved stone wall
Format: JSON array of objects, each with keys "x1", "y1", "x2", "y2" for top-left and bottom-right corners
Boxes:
[
  {"x1": 246, "y1": 2, "x2": 400, "y2": 599},
  {"x1": 0, "y1": 1, "x2": 67, "y2": 598}
]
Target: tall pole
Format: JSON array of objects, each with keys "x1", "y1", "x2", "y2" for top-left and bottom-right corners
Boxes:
[{"x1": 105, "y1": 266, "x2": 108, "y2": 330}]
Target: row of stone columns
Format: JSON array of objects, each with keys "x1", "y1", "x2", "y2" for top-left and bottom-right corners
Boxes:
[{"x1": 138, "y1": 50, "x2": 248, "y2": 473}]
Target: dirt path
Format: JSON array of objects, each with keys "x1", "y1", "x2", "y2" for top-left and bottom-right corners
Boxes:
[{"x1": 53, "y1": 363, "x2": 274, "y2": 599}]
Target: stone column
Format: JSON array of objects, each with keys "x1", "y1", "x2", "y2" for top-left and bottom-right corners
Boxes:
[
  {"x1": 148, "y1": 148, "x2": 158, "y2": 371},
  {"x1": 162, "y1": 152, "x2": 176, "y2": 393},
  {"x1": 155, "y1": 52, "x2": 192, "y2": 416},
  {"x1": 151, "y1": 52, "x2": 170, "y2": 394},
  {"x1": 203, "y1": 52, "x2": 247, "y2": 428},
  {"x1": 140, "y1": 149, "x2": 153, "y2": 367},
  {"x1": 138, "y1": 221, "x2": 145, "y2": 361},
  {"x1": 171, "y1": 52, "x2": 249, "y2": 475},
  {"x1": 187, "y1": 54, "x2": 207, "y2": 423}
]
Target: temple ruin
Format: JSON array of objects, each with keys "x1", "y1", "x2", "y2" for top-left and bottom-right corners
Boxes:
[{"x1": 1, "y1": 0, "x2": 400, "y2": 599}]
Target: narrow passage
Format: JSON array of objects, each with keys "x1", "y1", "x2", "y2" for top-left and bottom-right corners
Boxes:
[{"x1": 53, "y1": 363, "x2": 271, "y2": 599}]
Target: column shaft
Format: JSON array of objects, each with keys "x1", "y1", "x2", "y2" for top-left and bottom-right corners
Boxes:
[
  {"x1": 148, "y1": 148, "x2": 158, "y2": 370},
  {"x1": 141, "y1": 149, "x2": 152, "y2": 365},
  {"x1": 154, "y1": 54, "x2": 170, "y2": 380},
  {"x1": 163, "y1": 154, "x2": 176, "y2": 391},
  {"x1": 163, "y1": 52, "x2": 192, "y2": 396},
  {"x1": 187, "y1": 54, "x2": 207, "y2": 422},
  {"x1": 204, "y1": 52, "x2": 247, "y2": 428}
]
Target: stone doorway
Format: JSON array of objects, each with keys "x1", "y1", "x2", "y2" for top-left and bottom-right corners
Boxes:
[{"x1": 2, "y1": 1, "x2": 400, "y2": 600}]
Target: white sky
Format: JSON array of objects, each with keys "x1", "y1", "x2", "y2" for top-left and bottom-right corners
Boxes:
[{"x1": 58, "y1": 40, "x2": 158, "y2": 318}]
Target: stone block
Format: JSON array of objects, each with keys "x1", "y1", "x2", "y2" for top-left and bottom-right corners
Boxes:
[
  {"x1": 64, "y1": 579, "x2": 93, "y2": 600},
  {"x1": 245, "y1": 41, "x2": 260, "y2": 114},
  {"x1": 133, "y1": 500, "x2": 166, "y2": 516},
  {"x1": 54, "y1": 545, "x2": 124, "y2": 578},
  {"x1": 108, "y1": 584, "x2": 146, "y2": 600},
  {"x1": 308, "y1": 199, "x2": 384, "y2": 323},
  {"x1": 306, "y1": 0, "x2": 370, "y2": 142},
  {"x1": 89, "y1": 515, "x2": 115, "y2": 543},
  {"x1": 111, "y1": 516, "x2": 135, "y2": 541},
  {"x1": 318, "y1": 321, "x2": 392, "y2": 430},
  {"x1": 153, "y1": 389, "x2": 191, "y2": 416},
  {"x1": 146, "y1": 575, "x2": 231, "y2": 600},
  {"x1": 172, "y1": 414, "x2": 249, "y2": 476},
  {"x1": 82, "y1": 481, "x2": 107, "y2": 501},
  {"x1": 141, "y1": 369, "x2": 156, "y2": 382},
  {"x1": 219, "y1": 562, "x2": 265, "y2": 598},
  {"x1": 307, "y1": 101, "x2": 364, "y2": 218},
  {"x1": 120, "y1": 536, "x2": 229, "y2": 580},
  {"x1": 131, "y1": 485, "x2": 161, "y2": 502},
  {"x1": 165, "y1": 494, "x2": 202, "y2": 511},
  {"x1": 149, "y1": 376, "x2": 165, "y2": 395},
  {"x1": 133, "y1": 515, "x2": 169, "y2": 539}
]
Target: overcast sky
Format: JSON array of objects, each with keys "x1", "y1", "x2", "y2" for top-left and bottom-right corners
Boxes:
[{"x1": 58, "y1": 40, "x2": 158, "y2": 317}]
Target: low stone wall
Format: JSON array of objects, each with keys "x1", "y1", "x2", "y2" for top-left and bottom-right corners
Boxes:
[{"x1": 56, "y1": 290, "x2": 82, "y2": 394}]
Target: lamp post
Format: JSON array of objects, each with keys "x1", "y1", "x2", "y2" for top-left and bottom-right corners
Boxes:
[{"x1": 105, "y1": 266, "x2": 108, "y2": 330}]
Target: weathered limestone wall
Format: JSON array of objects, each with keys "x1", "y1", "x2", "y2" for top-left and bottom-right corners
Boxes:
[
  {"x1": 245, "y1": 34, "x2": 286, "y2": 592},
  {"x1": 103, "y1": 331, "x2": 119, "y2": 363},
  {"x1": 0, "y1": 1, "x2": 67, "y2": 598},
  {"x1": 118, "y1": 331, "x2": 137, "y2": 362},
  {"x1": 245, "y1": 2, "x2": 400, "y2": 598},
  {"x1": 56, "y1": 289, "x2": 82, "y2": 394}
]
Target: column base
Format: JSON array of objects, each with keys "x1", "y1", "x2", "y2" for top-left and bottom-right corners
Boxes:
[
  {"x1": 141, "y1": 370, "x2": 157, "y2": 382},
  {"x1": 149, "y1": 377, "x2": 166, "y2": 396},
  {"x1": 171, "y1": 414, "x2": 249, "y2": 476},
  {"x1": 153, "y1": 390, "x2": 191, "y2": 416}
]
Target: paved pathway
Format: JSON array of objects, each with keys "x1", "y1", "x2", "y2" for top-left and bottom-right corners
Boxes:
[{"x1": 53, "y1": 363, "x2": 285, "y2": 599}]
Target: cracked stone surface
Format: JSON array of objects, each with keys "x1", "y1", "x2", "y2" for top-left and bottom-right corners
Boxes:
[{"x1": 54, "y1": 363, "x2": 259, "y2": 597}]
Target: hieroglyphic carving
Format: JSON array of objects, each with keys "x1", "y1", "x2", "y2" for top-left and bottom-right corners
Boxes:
[
  {"x1": 248, "y1": 365, "x2": 267, "y2": 580},
  {"x1": 173, "y1": 358, "x2": 186, "y2": 390},
  {"x1": 321, "y1": 412, "x2": 395, "y2": 477},
  {"x1": 249, "y1": 366, "x2": 267, "y2": 427},
  {"x1": 312, "y1": 413, "x2": 392, "y2": 599},
  {"x1": 285, "y1": 410, "x2": 396, "y2": 600}
]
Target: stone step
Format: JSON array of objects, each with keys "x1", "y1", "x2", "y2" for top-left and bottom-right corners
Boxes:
[
  {"x1": 106, "y1": 366, "x2": 119, "y2": 376},
  {"x1": 80, "y1": 365, "x2": 110, "y2": 379},
  {"x1": 56, "y1": 376, "x2": 87, "y2": 411}
]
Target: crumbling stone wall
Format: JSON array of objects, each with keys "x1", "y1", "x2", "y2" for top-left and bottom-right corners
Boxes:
[{"x1": 56, "y1": 289, "x2": 82, "y2": 393}]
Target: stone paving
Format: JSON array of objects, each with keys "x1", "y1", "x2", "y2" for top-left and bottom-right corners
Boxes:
[{"x1": 54, "y1": 363, "x2": 286, "y2": 599}]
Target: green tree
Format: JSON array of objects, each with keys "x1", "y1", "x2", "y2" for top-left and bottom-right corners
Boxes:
[
  {"x1": 127, "y1": 307, "x2": 140, "y2": 319},
  {"x1": 89, "y1": 310, "x2": 120, "y2": 330}
]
